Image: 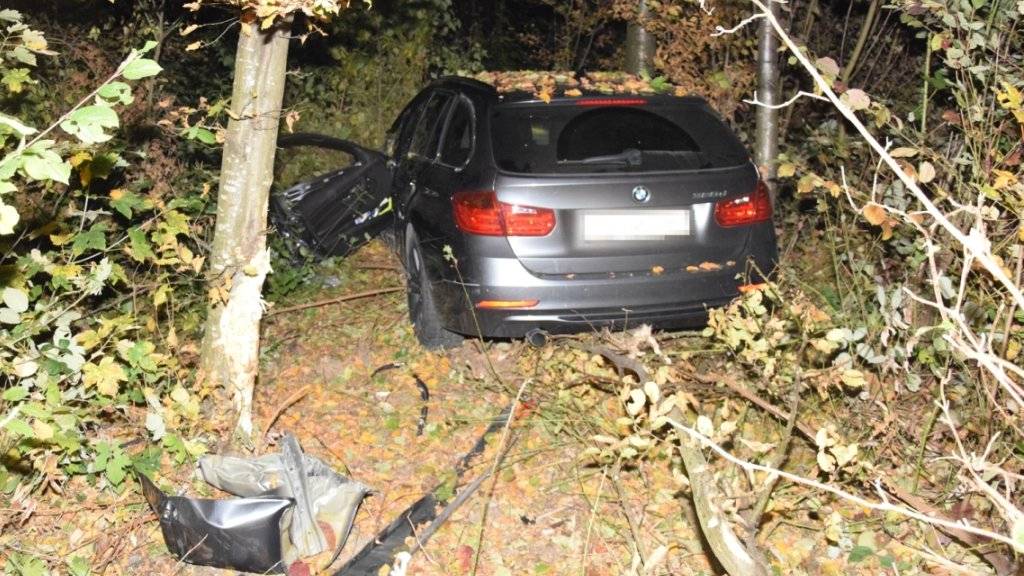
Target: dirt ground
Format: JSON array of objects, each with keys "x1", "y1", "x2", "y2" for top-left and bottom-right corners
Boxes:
[{"x1": 3, "y1": 239, "x2": 974, "y2": 576}]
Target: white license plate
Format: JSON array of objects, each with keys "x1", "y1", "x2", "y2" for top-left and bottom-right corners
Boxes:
[{"x1": 583, "y1": 210, "x2": 691, "y2": 241}]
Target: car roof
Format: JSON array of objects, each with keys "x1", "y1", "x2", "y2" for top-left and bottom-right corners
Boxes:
[{"x1": 427, "y1": 74, "x2": 712, "y2": 108}]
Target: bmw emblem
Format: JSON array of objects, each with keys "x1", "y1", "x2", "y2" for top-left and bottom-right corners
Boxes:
[{"x1": 631, "y1": 185, "x2": 651, "y2": 203}]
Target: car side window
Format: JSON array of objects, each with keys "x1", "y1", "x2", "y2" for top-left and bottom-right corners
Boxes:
[
  {"x1": 438, "y1": 97, "x2": 475, "y2": 168},
  {"x1": 388, "y1": 94, "x2": 427, "y2": 159},
  {"x1": 408, "y1": 92, "x2": 452, "y2": 160}
]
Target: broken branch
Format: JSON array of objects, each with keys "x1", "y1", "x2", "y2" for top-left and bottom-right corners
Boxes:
[{"x1": 266, "y1": 286, "x2": 403, "y2": 317}]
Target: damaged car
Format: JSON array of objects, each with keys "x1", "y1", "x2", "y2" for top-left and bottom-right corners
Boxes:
[{"x1": 271, "y1": 74, "x2": 778, "y2": 349}]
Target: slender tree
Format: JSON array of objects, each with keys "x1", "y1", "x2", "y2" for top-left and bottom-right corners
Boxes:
[
  {"x1": 196, "y1": 2, "x2": 340, "y2": 440},
  {"x1": 625, "y1": 0, "x2": 656, "y2": 76},
  {"x1": 754, "y1": 0, "x2": 781, "y2": 195}
]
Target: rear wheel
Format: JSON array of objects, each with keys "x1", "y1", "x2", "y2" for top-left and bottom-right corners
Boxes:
[{"x1": 404, "y1": 229, "x2": 463, "y2": 350}]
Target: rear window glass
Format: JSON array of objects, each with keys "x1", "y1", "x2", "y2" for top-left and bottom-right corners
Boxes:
[{"x1": 490, "y1": 102, "x2": 748, "y2": 174}]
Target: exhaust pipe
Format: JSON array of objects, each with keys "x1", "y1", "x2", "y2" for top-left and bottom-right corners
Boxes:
[{"x1": 525, "y1": 329, "x2": 548, "y2": 348}]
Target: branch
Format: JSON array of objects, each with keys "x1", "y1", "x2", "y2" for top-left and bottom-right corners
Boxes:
[
  {"x1": 744, "y1": 89, "x2": 829, "y2": 110},
  {"x1": 666, "y1": 417, "x2": 1022, "y2": 553},
  {"x1": 712, "y1": 13, "x2": 764, "y2": 36},
  {"x1": 265, "y1": 286, "x2": 403, "y2": 317}
]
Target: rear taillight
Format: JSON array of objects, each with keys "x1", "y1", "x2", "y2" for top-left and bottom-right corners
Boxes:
[
  {"x1": 714, "y1": 180, "x2": 772, "y2": 227},
  {"x1": 453, "y1": 190, "x2": 555, "y2": 237}
]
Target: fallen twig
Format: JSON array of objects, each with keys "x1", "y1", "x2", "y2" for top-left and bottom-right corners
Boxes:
[
  {"x1": 266, "y1": 286, "x2": 403, "y2": 317},
  {"x1": 260, "y1": 384, "x2": 311, "y2": 447}
]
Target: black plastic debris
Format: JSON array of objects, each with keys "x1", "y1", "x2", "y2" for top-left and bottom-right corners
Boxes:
[
  {"x1": 337, "y1": 404, "x2": 513, "y2": 575},
  {"x1": 270, "y1": 133, "x2": 393, "y2": 260},
  {"x1": 142, "y1": 433, "x2": 370, "y2": 574}
]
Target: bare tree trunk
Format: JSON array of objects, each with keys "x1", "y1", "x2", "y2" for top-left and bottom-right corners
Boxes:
[
  {"x1": 625, "y1": 0, "x2": 656, "y2": 76},
  {"x1": 754, "y1": 0, "x2": 781, "y2": 199},
  {"x1": 201, "y1": 17, "x2": 291, "y2": 441}
]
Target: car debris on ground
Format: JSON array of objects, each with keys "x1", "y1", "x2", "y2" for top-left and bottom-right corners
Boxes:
[{"x1": 141, "y1": 433, "x2": 370, "y2": 574}]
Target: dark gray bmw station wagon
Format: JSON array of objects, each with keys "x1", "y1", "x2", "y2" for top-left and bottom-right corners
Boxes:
[{"x1": 274, "y1": 74, "x2": 778, "y2": 349}]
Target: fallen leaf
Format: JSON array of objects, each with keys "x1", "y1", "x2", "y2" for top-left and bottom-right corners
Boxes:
[
  {"x1": 890, "y1": 147, "x2": 919, "y2": 158},
  {"x1": 862, "y1": 203, "x2": 886, "y2": 226},
  {"x1": 843, "y1": 88, "x2": 871, "y2": 111},
  {"x1": 918, "y1": 161, "x2": 936, "y2": 184}
]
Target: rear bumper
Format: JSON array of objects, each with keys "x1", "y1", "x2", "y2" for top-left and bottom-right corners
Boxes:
[{"x1": 432, "y1": 252, "x2": 774, "y2": 338}]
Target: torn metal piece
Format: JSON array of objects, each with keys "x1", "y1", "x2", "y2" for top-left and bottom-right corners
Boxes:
[
  {"x1": 144, "y1": 433, "x2": 370, "y2": 574},
  {"x1": 140, "y1": 473, "x2": 291, "y2": 573}
]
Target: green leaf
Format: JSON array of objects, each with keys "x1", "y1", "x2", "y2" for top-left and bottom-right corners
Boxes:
[
  {"x1": 96, "y1": 81, "x2": 133, "y2": 105},
  {"x1": 71, "y1": 223, "x2": 108, "y2": 256},
  {"x1": 121, "y1": 58, "x2": 162, "y2": 80},
  {"x1": 22, "y1": 145, "x2": 70, "y2": 184},
  {"x1": 60, "y1": 105, "x2": 119, "y2": 144},
  {"x1": 4, "y1": 417, "x2": 33, "y2": 437},
  {"x1": 67, "y1": 556, "x2": 90, "y2": 576},
  {"x1": 3, "y1": 287, "x2": 28, "y2": 312},
  {"x1": 127, "y1": 227, "x2": 155, "y2": 262},
  {"x1": 0, "y1": 9, "x2": 22, "y2": 23},
  {"x1": 0, "y1": 113, "x2": 37, "y2": 136},
  {"x1": 848, "y1": 545, "x2": 874, "y2": 563},
  {"x1": 140, "y1": 40, "x2": 158, "y2": 54},
  {"x1": 11, "y1": 45, "x2": 36, "y2": 66},
  {"x1": 6, "y1": 552, "x2": 48, "y2": 576},
  {"x1": 110, "y1": 190, "x2": 150, "y2": 218},
  {"x1": 2, "y1": 386, "x2": 28, "y2": 402},
  {"x1": 188, "y1": 126, "x2": 217, "y2": 145},
  {"x1": 2, "y1": 67, "x2": 33, "y2": 93},
  {"x1": 0, "y1": 201, "x2": 20, "y2": 235}
]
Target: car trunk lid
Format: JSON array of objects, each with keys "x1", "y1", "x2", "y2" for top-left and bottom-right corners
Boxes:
[{"x1": 495, "y1": 166, "x2": 758, "y2": 275}]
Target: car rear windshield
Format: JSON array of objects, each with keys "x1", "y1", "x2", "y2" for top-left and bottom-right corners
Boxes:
[{"x1": 490, "y1": 101, "x2": 749, "y2": 174}]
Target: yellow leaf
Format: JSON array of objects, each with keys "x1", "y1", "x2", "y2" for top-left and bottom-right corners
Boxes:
[
  {"x1": 993, "y1": 169, "x2": 1018, "y2": 190},
  {"x1": 862, "y1": 203, "x2": 886, "y2": 226},
  {"x1": 890, "y1": 147, "x2": 918, "y2": 158},
  {"x1": 49, "y1": 232, "x2": 73, "y2": 246},
  {"x1": 841, "y1": 369, "x2": 866, "y2": 388},
  {"x1": 83, "y1": 357, "x2": 126, "y2": 396},
  {"x1": 186, "y1": 41, "x2": 202, "y2": 52},
  {"x1": 777, "y1": 163, "x2": 796, "y2": 178},
  {"x1": 32, "y1": 419, "x2": 54, "y2": 441},
  {"x1": 918, "y1": 161, "x2": 936, "y2": 184},
  {"x1": 831, "y1": 442, "x2": 859, "y2": 467},
  {"x1": 153, "y1": 285, "x2": 169, "y2": 307},
  {"x1": 180, "y1": 24, "x2": 199, "y2": 36},
  {"x1": 69, "y1": 151, "x2": 92, "y2": 167}
]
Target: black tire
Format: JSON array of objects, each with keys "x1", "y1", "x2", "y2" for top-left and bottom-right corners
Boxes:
[{"x1": 404, "y1": 229, "x2": 463, "y2": 350}]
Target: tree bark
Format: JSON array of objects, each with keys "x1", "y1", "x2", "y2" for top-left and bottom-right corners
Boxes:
[
  {"x1": 754, "y1": 0, "x2": 781, "y2": 193},
  {"x1": 625, "y1": 0, "x2": 656, "y2": 76},
  {"x1": 201, "y1": 16, "x2": 291, "y2": 440}
]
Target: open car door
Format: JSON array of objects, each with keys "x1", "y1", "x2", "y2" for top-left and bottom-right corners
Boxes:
[{"x1": 270, "y1": 133, "x2": 393, "y2": 259}]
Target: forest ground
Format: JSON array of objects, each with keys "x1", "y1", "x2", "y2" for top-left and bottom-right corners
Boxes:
[{"x1": 4, "y1": 236, "x2": 977, "y2": 575}]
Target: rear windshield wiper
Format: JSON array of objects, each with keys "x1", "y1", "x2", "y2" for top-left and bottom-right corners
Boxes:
[
  {"x1": 557, "y1": 148, "x2": 707, "y2": 168},
  {"x1": 558, "y1": 148, "x2": 643, "y2": 166}
]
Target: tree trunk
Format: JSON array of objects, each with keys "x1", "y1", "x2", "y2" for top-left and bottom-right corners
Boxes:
[
  {"x1": 625, "y1": 0, "x2": 656, "y2": 76},
  {"x1": 201, "y1": 16, "x2": 291, "y2": 441},
  {"x1": 754, "y1": 0, "x2": 781, "y2": 199}
]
